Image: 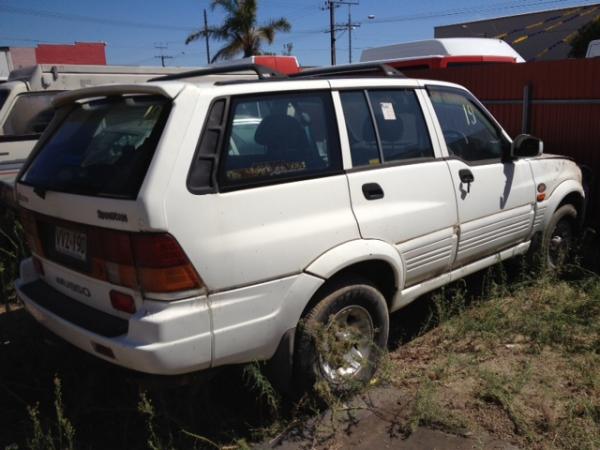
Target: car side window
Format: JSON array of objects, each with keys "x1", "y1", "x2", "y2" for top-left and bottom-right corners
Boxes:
[
  {"x1": 2, "y1": 92, "x2": 59, "y2": 136},
  {"x1": 429, "y1": 88, "x2": 509, "y2": 162},
  {"x1": 339, "y1": 91, "x2": 381, "y2": 166},
  {"x1": 220, "y1": 92, "x2": 342, "y2": 187},
  {"x1": 340, "y1": 89, "x2": 434, "y2": 167}
]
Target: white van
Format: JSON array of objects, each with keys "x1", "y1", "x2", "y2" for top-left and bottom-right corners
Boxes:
[{"x1": 15, "y1": 63, "x2": 584, "y2": 390}]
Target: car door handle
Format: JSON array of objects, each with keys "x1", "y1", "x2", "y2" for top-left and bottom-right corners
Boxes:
[
  {"x1": 459, "y1": 169, "x2": 474, "y2": 183},
  {"x1": 362, "y1": 183, "x2": 384, "y2": 200},
  {"x1": 458, "y1": 169, "x2": 475, "y2": 193}
]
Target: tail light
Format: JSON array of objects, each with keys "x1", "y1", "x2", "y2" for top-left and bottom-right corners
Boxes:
[
  {"x1": 19, "y1": 208, "x2": 44, "y2": 255},
  {"x1": 110, "y1": 290, "x2": 136, "y2": 314},
  {"x1": 93, "y1": 231, "x2": 204, "y2": 297},
  {"x1": 18, "y1": 208, "x2": 204, "y2": 300},
  {"x1": 132, "y1": 234, "x2": 203, "y2": 294}
]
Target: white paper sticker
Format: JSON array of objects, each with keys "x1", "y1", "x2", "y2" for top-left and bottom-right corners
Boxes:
[{"x1": 380, "y1": 102, "x2": 396, "y2": 121}]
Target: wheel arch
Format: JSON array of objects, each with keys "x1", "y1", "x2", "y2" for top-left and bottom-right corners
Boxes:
[
  {"x1": 545, "y1": 180, "x2": 586, "y2": 231},
  {"x1": 302, "y1": 239, "x2": 404, "y2": 316}
]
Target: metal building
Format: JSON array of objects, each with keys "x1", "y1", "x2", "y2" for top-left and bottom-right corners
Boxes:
[{"x1": 435, "y1": 3, "x2": 600, "y2": 61}]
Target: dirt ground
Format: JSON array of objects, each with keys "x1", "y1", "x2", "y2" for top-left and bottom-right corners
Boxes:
[{"x1": 1, "y1": 266, "x2": 599, "y2": 450}]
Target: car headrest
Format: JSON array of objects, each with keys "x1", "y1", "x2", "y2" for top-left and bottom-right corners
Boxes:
[{"x1": 255, "y1": 114, "x2": 309, "y2": 150}]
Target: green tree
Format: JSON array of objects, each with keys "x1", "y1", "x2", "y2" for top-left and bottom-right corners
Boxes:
[
  {"x1": 186, "y1": 0, "x2": 291, "y2": 62},
  {"x1": 569, "y1": 18, "x2": 600, "y2": 58}
]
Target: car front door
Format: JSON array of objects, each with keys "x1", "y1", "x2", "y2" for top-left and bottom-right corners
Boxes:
[
  {"x1": 336, "y1": 86, "x2": 458, "y2": 288},
  {"x1": 425, "y1": 86, "x2": 535, "y2": 267}
]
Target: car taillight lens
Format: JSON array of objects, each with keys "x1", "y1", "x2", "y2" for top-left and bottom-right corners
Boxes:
[
  {"x1": 110, "y1": 290, "x2": 136, "y2": 314},
  {"x1": 132, "y1": 234, "x2": 203, "y2": 294},
  {"x1": 32, "y1": 256, "x2": 44, "y2": 275},
  {"x1": 19, "y1": 208, "x2": 44, "y2": 256},
  {"x1": 18, "y1": 208, "x2": 204, "y2": 300},
  {"x1": 92, "y1": 231, "x2": 203, "y2": 296}
]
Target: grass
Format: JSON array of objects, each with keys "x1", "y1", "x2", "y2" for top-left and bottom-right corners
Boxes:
[
  {"x1": 0, "y1": 206, "x2": 598, "y2": 449},
  {"x1": 0, "y1": 207, "x2": 27, "y2": 309}
]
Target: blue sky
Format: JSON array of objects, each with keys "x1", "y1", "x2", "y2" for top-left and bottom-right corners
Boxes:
[{"x1": 0, "y1": 0, "x2": 597, "y2": 67}]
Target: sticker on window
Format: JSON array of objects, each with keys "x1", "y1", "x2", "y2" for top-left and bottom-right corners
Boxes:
[
  {"x1": 380, "y1": 102, "x2": 396, "y2": 121},
  {"x1": 462, "y1": 103, "x2": 478, "y2": 126}
]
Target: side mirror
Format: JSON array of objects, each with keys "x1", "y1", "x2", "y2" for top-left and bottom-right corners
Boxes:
[{"x1": 510, "y1": 134, "x2": 543, "y2": 159}]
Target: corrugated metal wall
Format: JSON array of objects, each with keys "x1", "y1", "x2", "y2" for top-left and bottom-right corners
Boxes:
[{"x1": 410, "y1": 59, "x2": 600, "y2": 223}]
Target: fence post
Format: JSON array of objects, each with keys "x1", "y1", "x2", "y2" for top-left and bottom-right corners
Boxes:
[{"x1": 521, "y1": 83, "x2": 532, "y2": 134}]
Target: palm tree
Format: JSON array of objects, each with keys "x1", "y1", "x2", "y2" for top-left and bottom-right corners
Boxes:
[{"x1": 186, "y1": 0, "x2": 291, "y2": 62}]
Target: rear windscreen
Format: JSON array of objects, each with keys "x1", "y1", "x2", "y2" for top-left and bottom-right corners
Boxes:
[{"x1": 21, "y1": 95, "x2": 170, "y2": 199}]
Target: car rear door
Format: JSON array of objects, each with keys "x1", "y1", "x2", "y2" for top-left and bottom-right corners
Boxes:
[
  {"x1": 424, "y1": 86, "x2": 535, "y2": 266},
  {"x1": 333, "y1": 81, "x2": 458, "y2": 288}
]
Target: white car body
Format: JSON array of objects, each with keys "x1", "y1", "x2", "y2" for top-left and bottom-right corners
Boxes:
[{"x1": 14, "y1": 69, "x2": 584, "y2": 376}]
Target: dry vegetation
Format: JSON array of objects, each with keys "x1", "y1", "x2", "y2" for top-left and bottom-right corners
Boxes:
[{"x1": 0, "y1": 205, "x2": 599, "y2": 449}]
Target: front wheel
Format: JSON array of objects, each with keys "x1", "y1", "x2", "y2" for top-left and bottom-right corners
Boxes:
[
  {"x1": 543, "y1": 204, "x2": 577, "y2": 270},
  {"x1": 294, "y1": 278, "x2": 389, "y2": 393}
]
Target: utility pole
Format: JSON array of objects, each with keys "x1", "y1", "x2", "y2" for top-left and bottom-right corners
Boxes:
[
  {"x1": 154, "y1": 44, "x2": 174, "y2": 67},
  {"x1": 203, "y1": 9, "x2": 211, "y2": 64},
  {"x1": 326, "y1": 1, "x2": 337, "y2": 66},
  {"x1": 324, "y1": 0, "x2": 358, "y2": 66},
  {"x1": 346, "y1": 5, "x2": 360, "y2": 63}
]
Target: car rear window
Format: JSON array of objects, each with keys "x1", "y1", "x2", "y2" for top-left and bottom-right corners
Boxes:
[{"x1": 20, "y1": 95, "x2": 170, "y2": 199}]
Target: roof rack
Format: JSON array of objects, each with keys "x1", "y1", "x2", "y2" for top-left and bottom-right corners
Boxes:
[
  {"x1": 149, "y1": 63, "x2": 285, "y2": 82},
  {"x1": 290, "y1": 62, "x2": 404, "y2": 79}
]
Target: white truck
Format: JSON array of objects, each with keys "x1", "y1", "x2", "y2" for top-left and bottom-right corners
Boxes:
[
  {"x1": 586, "y1": 39, "x2": 600, "y2": 58},
  {"x1": 0, "y1": 64, "x2": 199, "y2": 168},
  {"x1": 360, "y1": 38, "x2": 525, "y2": 71},
  {"x1": 14, "y1": 63, "x2": 585, "y2": 390}
]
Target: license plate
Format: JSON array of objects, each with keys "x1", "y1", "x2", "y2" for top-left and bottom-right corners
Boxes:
[{"x1": 54, "y1": 226, "x2": 87, "y2": 261}]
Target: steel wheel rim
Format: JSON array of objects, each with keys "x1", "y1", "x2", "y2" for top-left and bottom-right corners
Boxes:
[
  {"x1": 548, "y1": 219, "x2": 573, "y2": 268},
  {"x1": 318, "y1": 305, "x2": 375, "y2": 384}
]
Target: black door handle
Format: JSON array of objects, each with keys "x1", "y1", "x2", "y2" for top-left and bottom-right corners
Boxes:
[
  {"x1": 459, "y1": 169, "x2": 474, "y2": 183},
  {"x1": 362, "y1": 183, "x2": 384, "y2": 200},
  {"x1": 458, "y1": 169, "x2": 475, "y2": 193}
]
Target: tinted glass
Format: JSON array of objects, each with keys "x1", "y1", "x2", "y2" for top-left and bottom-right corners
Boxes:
[
  {"x1": 429, "y1": 89, "x2": 509, "y2": 161},
  {"x1": 340, "y1": 91, "x2": 380, "y2": 166},
  {"x1": 368, "y1": 90, "x2": 434, "y2": 162},
  {"x1": 2, "y1": 92, "x2": 58, "y2": 136},
  {"x1": 221, "y1": 92, "x2": 341, "y2": 186},
  {"x1": 21, "y1": 96, "x2": 170, "y2": 199},
  {"x1": 0, "y1": 90, "x2": 8, "y2": 112}
]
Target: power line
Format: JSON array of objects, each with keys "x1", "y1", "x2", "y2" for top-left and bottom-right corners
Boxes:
[
  {"x1": 323, "y1": 0, "x2": 358, "y2": 65},
  {"x1": 292, "y1": 0, "x2": 593, "y2": 35},
  {"x1": 154, "y1": 44, "x2": 175, "y2": 67}
]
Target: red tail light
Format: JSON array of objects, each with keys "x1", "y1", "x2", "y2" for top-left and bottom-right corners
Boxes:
[
  {"x1": 132, "y1": 234, "x2": 203, "y2": 294},
  {"x1": 18, "y1": 209, "x2": 204, "y2": 300},
  {"x1": 110, "y1": 290, "x2": 136, "y2": 314},
  {"x1": 92, "y1": 230, "x2": 203, "y2": 295},
  {"x1": 19, "y1": 208, "x2": 44, "y2": 256},
  {"x1": 32, "y1": 256, "x2": 44, "y2": 275}
]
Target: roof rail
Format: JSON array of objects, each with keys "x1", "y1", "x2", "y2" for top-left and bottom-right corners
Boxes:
[
  {"x1": 291, "y1": 62, "x2": 404, "y2": 79},
  {"x1": 149, "y1": 63, "x2": 285, "y2": 82}
]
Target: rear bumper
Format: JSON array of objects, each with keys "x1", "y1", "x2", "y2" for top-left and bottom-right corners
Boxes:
[{"x1": 16, "y1": 259, "x2": 212, "y2": 375}]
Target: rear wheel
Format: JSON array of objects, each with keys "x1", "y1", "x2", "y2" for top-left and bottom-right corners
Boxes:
[
  {"x1": 543, "y1": 204, "x2": 577, "y2": 270},
  {"x1": 294, "y1": 277, "x2": 389, "y2": 393}
]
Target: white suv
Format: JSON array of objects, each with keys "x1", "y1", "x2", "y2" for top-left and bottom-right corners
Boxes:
[{"x1": 14, "y1": 63, "x2": 585, "y2": 389}]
